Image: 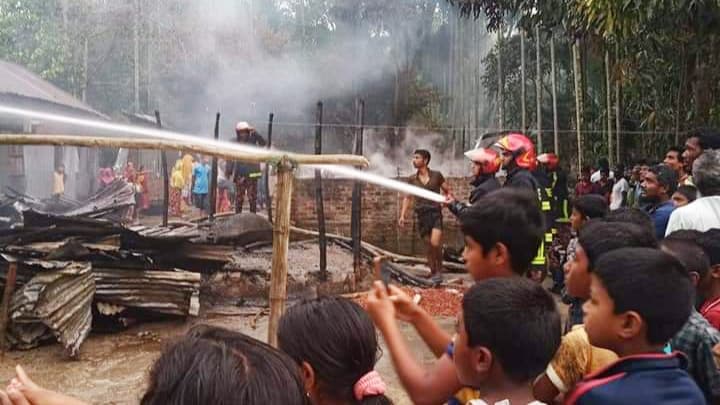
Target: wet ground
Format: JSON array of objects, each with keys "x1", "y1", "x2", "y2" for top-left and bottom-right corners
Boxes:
[{"x1": 0, "y1": 312, "x2": 455, "y2": 404}]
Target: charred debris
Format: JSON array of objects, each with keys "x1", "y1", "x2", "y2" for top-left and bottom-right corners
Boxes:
[{"x1": 0, "y1": 181, "x2": 272, "y2": 358}]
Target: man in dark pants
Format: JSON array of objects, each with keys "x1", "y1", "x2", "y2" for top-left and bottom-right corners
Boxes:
[
  {"x1": 399, "y1": 149, "x2": 452, "y2": 281},
  {"x1": 227, "y1": 121, "x2": 266, "y2": 214}
]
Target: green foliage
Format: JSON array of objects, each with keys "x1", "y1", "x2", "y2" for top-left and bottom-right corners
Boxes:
[{"x1": 0, "y1": 0, "x2": 66, "y2": 80}]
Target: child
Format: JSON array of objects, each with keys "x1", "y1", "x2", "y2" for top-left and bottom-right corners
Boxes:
[
  {"x1": 564, "y1": 195, "x2": 608, "y2": 330},
  {"x1": 366, "y1": 187, "x2": 545, "y2": 405},
  {"x1": 278, "y1": 297, "x2": 392, "y2": 405},
  {"x1": 533, "y1": 222, "x2": 656, "y2": 403},
  {"x1": 567, "y1": 248, "x2": 704, "y2": 404},
  {"x1": 672, "y1": 185, "x2": 698, "y2": 207},
  {"x1": 604, "y1": 207, "x2": 656, "y2": 240},
  {"x1": 453, "y1": 278, "x2": 560, "y2": 404},
  {"x1": 661, "y1": 237, "x2": 720, "y2": 402},
  {"x1": 192, "y1": 156, "x2": 210, "y2": 214},
  {"x1": 1, "y1": 325, "x2": 306, "y2": 405},
  {"x1": 697, "y1": 229, "x2": 720, "y2": 330}
]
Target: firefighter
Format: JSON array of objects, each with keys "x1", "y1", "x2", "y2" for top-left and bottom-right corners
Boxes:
[
  {"x1": 538, "y1": 153, "x2": 570, "y2": 293},
  {"x1": 227, "y1": 122, "x2": 267, "y2": 213},
  {"x1": 493, "y1": 133, "x2": 548, "y2": 282},
  {"x1": 447, "y1": 145, "x2": 501, "y2": 217}
]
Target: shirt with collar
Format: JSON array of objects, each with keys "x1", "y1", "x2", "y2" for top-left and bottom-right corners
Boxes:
[
  {"x1": 670, "y1": 310, "x2": 720, "y2": 402},
  {"x1": 647, "y1": 200, "x2": 675, "y2": 239},
  {"x1": 566, "y1": 352, "x2": 704, "y2": 405}
]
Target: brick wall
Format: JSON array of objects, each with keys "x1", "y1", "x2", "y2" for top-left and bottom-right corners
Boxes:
[{"x1": 291, "y1": 177, "x2": 472, "y2": 255}]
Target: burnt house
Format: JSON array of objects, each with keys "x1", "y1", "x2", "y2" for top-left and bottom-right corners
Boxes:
[{"x1": 0, "y1": 60, "x2": 108, "y2": 200}]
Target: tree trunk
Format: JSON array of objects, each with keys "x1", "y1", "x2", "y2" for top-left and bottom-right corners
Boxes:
[
  {"x1": 615, "y1": 42, "x2": 622, "y2": 164},
  {"x1": 550, "y1": 33, "x2": 559, "y2": 155},
  {"x1": 133, "y1": 0, "x2": 140, "y2": 113},
  {"x1": 520, "y1": 29, "x2": 527, "y2": 132},
  {"x1": 535, "y1": 25, "x2": 542, "y2": 152},
  {"x1": 605, "y1": 49, "x2": 613, "y2": 167},
  {"x1": 497, "y1": 29, "x2": 504, "y2": 130},
  {"x1": 81, "y1": 37, "x2": 88, "y2": 103},
  {"x1": 572, "y1": 38, "x2": 584, "y2": 169}
]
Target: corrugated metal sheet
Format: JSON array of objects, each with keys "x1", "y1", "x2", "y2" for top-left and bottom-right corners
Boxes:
[{"x1": 7, "y1": 261, "x2": 94, "y2": 357}]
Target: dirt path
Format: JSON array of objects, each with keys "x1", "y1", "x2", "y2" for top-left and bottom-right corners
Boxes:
[{"x1": 0, "y1": 313, "x2": 455, "y2": 404}]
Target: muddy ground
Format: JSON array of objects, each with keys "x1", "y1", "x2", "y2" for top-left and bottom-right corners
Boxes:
[{"x1": 0, "y1": 312, "x2": 454, "y2": 404}]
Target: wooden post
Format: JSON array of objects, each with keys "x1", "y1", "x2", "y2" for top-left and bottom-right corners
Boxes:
[
  {"x1": 209, "y1": 113, "x2": 220, "y2": 220},
  {"x1": 0, "y1": 262, "x2": 18, "y2": 352},
  {"x1": 314, "y1": 101, "x2": 328, "y2": 281},
  {"x1": 154, "y1": 111, "x2": 169, "y2": 227},
  {"x1": 267, "y1": 157, "x2": 294, "y2": 347},
  {"x1": 265, "y1": 113, "x2": 274, "y2": 224},
  {"x1": 351, "y1": 99, "x2": 365, "y2": 275}
]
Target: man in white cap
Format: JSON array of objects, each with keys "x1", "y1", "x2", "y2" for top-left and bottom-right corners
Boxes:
[{"x1": 227, "y1": 121, "x2": 266, "y2": 213}]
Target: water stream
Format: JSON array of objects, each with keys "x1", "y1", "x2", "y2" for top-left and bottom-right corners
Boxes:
[{"x1": 0, "y1": 105, "x2": 446, "y2": 203}]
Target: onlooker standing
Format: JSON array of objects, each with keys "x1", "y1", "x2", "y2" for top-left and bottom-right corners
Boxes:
[
  {"x1": 574, "y1": 167, "x2": 593, "y2": 197},
  {"x1": 590, "y1": 157, "x2": 614, "y2": 183},
  {"x1": 609, "y1": 164, "x2": 628, "y2": 210},
  {"x1": 590, "y1": 168, "x2": 614, "y2": 204},
  {"x1": 227, "y1": 122, "x2": 266, "y2": 214},
  {"x1": 566, "y1": 248, "x2": 704, "y2": 404},
  {"x1": 664, "y1": 146, "x2": 691, "y2": 186},
  {"x1": 134, "y1": 165, "x2": 150, "y2": 220},
  {"x1": 672, "y1": 185, "x2": 698, "y2": 208},
  {"x1": 666, "y1": 150, "x2": 720, "y2": 234},
  {"x1": 682, "y1": 129, "x2": 720, "y2": 181},
  {"x1": 181, "y1": 153, "x2": 194, "y2": 207},
  {"x1": 192, "y1": 156, "x2": 210, "y2": 215},
  {"x1": 642, "y1": 164, "x2": 678, "y2": 239},
  {"x1": 170, "y1": 160, "x2": 184, "y2": 217},
  {"x1": 661, "y1": 236, "x2": 720, "y2": 403},
  {"x1": 98, "y1": 167, "x2": 114, "y2": 190},
  {"x1": 52, "y1": 164, "x2": 65, "y2": 200}
]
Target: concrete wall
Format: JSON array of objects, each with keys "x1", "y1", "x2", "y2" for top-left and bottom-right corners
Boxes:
[{"x1": 290, "y1": 177, "x2": 472, "y2": 255}]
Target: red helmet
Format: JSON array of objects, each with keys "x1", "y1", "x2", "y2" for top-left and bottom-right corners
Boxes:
[
  {"x1": 493, "y1": 133, "x2": 537, "y2": 170},
  {"x1": 537, "y1": 153, "x2": 559, "y2": 170},
  {"x1": 464, "y1": 147, "x2": 501, "y2": 174}
]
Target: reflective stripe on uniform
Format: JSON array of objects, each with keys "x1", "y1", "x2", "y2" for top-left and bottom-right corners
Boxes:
[{"x1": 532, "y1": 240, "x2": 546, "y2": 265}]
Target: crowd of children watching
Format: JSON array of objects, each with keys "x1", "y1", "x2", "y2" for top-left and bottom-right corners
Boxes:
[{"x1": 2, "y1": 130, "x2": 720, "y2": 405}]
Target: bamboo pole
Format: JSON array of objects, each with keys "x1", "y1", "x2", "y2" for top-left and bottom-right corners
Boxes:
[
  {"x1": 572, "y1": 38, "x2": 584, "y2": 169},
  {"x1": 268, "y1": 157, "x2": 294, "y2": 348},
  {"x1": 351, "y1": 99, "x2": 365, "y2": 276},
  {"x1": 154, "y1": 111, "x2": 169, "y2": 227},
  {"x1": 550, "y1": 33, "x2": 559, "y2": 155},
  {"x1": 265, "y1": 113, "x2": 274, "y2": 224},
  {"x1": 535, "y1": 25, "x2": 543, "y2": 153},
  {"x1": 605, "y1": 50, "x2": 614, "y2": 167},
  {"x1": 520, "y1": 29, "x2": 527, "y2": 132},
  {"x1": 315, "y1": 102, "x2": 328, "y2": 281},
  {"x1": 0, "y1": 262, "x2": 18, "y2": 353},
  {"x1": 0, "y1": 134, "x2": 368, "y2": 167},
  {"x1": 209, "y1": 113, "x2": 220, "y2": 220}
]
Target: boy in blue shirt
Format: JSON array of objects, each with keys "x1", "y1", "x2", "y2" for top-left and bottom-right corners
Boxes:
[{"x1": 567, "y1": 248, "x2": 704, "y2": 404}]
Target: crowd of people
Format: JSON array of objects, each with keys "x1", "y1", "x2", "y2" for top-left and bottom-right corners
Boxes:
[
  {"x1": 89, "y1": 121, "x2": 270, "y2": 223},
  {"x1": 4, "y1": 128, "x2": 720, "y2": 404}
]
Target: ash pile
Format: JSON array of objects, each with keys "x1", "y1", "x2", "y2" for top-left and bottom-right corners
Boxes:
[{"x1": 0, "y1": 183, "x2": 273, "y2": 358}]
